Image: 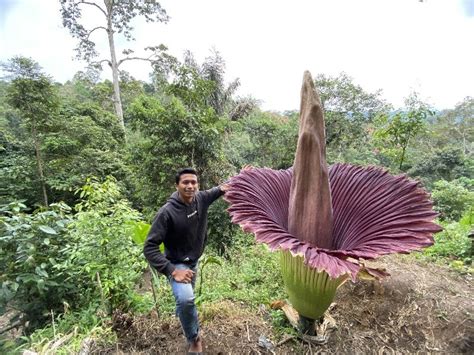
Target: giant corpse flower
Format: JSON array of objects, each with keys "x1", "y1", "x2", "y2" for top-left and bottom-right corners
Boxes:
[{"x1": 224, "y1": 71, "x2": 441, "y2": 333}]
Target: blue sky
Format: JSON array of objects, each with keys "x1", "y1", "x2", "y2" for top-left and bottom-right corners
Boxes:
[{"x1": 1, "y1": 0, "x2": 473, "y2": 111}]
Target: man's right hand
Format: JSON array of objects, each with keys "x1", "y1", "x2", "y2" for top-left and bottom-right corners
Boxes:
[{"x1": 171, "y1": 269, "x2": 195, "y2": 283}]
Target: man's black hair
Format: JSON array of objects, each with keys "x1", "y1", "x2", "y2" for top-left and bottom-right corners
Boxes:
[{"x1": 175, "y1": 167, "x2": 198, "y2": 184}]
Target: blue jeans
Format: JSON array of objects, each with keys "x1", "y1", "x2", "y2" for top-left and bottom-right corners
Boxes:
[{"x1": 169, "y1": 263, "x2": 199, "y2": 343}]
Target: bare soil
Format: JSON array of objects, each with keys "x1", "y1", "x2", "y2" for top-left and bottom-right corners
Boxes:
[{"x1": 94, "y1": 255, "x2": 473, "y2": 354}]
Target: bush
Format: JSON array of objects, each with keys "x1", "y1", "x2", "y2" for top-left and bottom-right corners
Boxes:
[
  {"x1": 408, "y1": 147, "x2": 472, "y2": 188},
  {"x1": 0, "y1": 201, "x2": 74, "y2": 332},
  {"x1": 206, "y1": 198, "x2": 239, "y2": 256},
  {"x1": 423, "y1": 212, "x2": 472, "y2": 264},
  {"x1": 62, "y1": 177, "x2": 147, "y2": 313},
  {"x1": 431, "y1": 179, "x2": 474, "y2": 221}
]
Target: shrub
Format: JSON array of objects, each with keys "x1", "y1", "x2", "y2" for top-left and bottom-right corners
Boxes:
[
  {"x1": 431, "y1": 179, "x2": 474, "y2": 221},
  {"x1": 207, "y1": 198, "x2": 239, "y2": 256},
  {"x1": 423, "y1": 211, "x2": 472, "y2": 264},
  {"x1": 0, "y1": 201, "x2": 74, "y2": 332},
  {"x1": 62, "y1": 177, "x2": 147, "y2": 313}
]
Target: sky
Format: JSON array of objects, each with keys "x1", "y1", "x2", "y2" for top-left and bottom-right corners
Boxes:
[{"x1": 0, "y1": 0, "x2": 473, "y2": 112}]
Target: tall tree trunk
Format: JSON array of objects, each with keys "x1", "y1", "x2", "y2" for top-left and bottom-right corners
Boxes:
[
  {"x1": 32, "y1": 122, "x2": 48, "y2": 207},
  {"x1": 399, "y1": 144, "x2": 407, "y2": 170},
  {"x1": 105, "y1": 0, "x2": 125, "y2": 130}
]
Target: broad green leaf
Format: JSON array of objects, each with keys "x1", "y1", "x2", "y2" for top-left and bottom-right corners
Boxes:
[
  {"x1": 38, "y1": 225, "x2": 57, "y2": 235},
  {"x1": 127, "y1": 220, "x2": 151, "y2": 245}
]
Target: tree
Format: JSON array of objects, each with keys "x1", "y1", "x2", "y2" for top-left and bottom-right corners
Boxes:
[
  {"x1": 225, "y1": 110, "x2": 298, "y2": 170},
  {"x1": 430, "y1": 97, "x2": 474, "y2": 156},
  {"x1": 408, "y1": 147, "x2": 472, "y2": 187},
  {"x1": 374, "y1": 92, "x2": 434, "y2": 170},
  {"x1": 405, "y1": 97, "x2": 473, "y2": 186},
  {"x1": 43, "y1": 100, "x2": 126, "y2": 204},
  {"x1": 127, "y1": 94, "x2": 226, "y2": 215},
  {"x1": 155, "y1": 50, "x2": 251, "y2": 119},
  {"x1": 315, "y1": 72, "x2": 390, "y2": 153},
  {"x1": 199, "y1": 50, "x2": 240, "y2": 116},
  {"x1": 60, "y1": 0, "x2": 169, "y2": 129},
  {"x1": 1, "y1": 57, "x2": 60, "y2": 206}
]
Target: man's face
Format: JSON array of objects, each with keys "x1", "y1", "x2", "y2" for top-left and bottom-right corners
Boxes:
[{"x1": 176, "y1": 173, "x2": 199, "y2": 201}]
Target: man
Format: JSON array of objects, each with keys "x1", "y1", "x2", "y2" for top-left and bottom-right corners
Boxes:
[{"x1": 144, "y1": 167, "x2": 228, "y2": 354}]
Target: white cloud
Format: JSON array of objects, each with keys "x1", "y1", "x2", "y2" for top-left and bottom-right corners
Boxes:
[{"x1": 1, "y1": 0, "x2": 473, "y2": 111}]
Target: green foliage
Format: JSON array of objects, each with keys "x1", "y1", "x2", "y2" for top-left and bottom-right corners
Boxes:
[
  {"x1": 0, "y1": 143, "x2": 39, "y2": 206},
  {"x1": 165, "y1": 63, "x2": 216, "y2": 112},
  {"x1": 225, "y1": 111, "x2": 298, "y2": 170},
  {"x1": 408, "y1": 147, "x2": 472, "y2": 188},
  {"x1": 207, "y1": 198, "x2": 239, "y2": 255},
  {"x1": 1, "y1": 56, "x2": 60, "y2": 206},
  {"x1": 315, "y1": 72, "x2": 390, "y2": 153},
  {"x1": 406, "y1": 97, "x2": 474, "y2": 187},
  {"x1": 196, "y1": 237, "x2": 286, "y2": 306},
  {"x1": 196, "y1": 254, "x2": 223, "y2": 300},
  {"x1": 373, "y1": 93, "x2": 434, "y2": 170},
  {"x1": 183, "y1": 50, "x2": 241, "y2": 117},
  {"x1": 126, "y1": 93, "x2": 228, "y2": 214},
  {"x1": 423, "y1": 213, "x2": 472, "y2": 265},
  {"x1": 428, "y1": 97, "x2": 473, "y2": 156},
  {"x1": 0, "y1": 201, "x2": 73, "y2": 332},
  {"x1": 43, "y1": 101, "x2": 126, "y2": 202},
  {"x1": 17, "y1": 303, "x2": 116, "y2": 355},
  {"x1": 62, "y1": 72, "x2": 147, "y2": 117},
  {"x1": 1, "y1": 58, "x2": 126, "y2": 207},
  {"x1": 431, "y1": 179, "x2": 474, "y2": 221},
  {"x1": 64, "y1": 177, "x2": 147, "y2": 312},
  {"x1": 127, "y1": 220, "x2": 151, "y2": 246}
]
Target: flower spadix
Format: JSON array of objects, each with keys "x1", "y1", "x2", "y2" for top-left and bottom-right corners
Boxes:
[{"x1": 225, "y1": 71, "x2": 441, "y2": 321}]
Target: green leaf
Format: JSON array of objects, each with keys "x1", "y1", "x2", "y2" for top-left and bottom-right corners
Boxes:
[
  {"x1": 203, "y1": 255, "x2": 222, "y2": 267},
  {"x1": 35, "y1": 266, "x2": 48, "y2": 278},
  {"x1": 43, "y1": 238, "x2": 50, "y2": 245},
  {"x1": 38, "y1": 225, "x2": 57, "y2": 235},
  {"x1": 37, "y1": 279, "x2": 45, "y2": 291},
  {"x1": 127, "y1": 221, "x2": 151, "y2": 245}
]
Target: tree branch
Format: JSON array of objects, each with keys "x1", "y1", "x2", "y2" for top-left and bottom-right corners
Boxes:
[
  {"x1": 118, "y1": 56, "x2": 156, "y2": 67},
  {"x1": 91, "y1": 59, "x2": 112, "y2": 68},
  {"x1": 78, "y1": 1, "x2": 107, "y2": 17},
  {"x1": 87, "y1": 26, "x2": 107, "y2": 40}
]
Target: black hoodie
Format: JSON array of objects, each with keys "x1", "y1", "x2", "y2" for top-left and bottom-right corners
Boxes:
[{"x1": 143, "y1": 187, "x2": 224, "y2": 276}]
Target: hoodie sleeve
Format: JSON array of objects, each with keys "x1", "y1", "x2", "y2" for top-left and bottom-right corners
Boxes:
[
  {"x1": 201, "y1": 186, "x2": 225, "y2": 207},
  {"x1": 143, "y1": 210, "x2": 176, "y2": 277}
]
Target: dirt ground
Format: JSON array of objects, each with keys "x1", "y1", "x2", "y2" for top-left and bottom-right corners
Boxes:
[{"x1": 94, "y1": 255, "x2": 473, "y2": 354}]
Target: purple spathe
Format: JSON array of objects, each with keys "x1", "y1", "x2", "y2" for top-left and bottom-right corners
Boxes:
[{"x1": 224, "y1": 164, "x2": 441, "y2": 281}]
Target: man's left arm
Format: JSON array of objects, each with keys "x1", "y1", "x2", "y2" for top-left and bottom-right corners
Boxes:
[
  {"x1": 203, "y1": 165, "x2": 253, "y2": 204},
  {"x1": 201, "y1": 186, "x2": 225, "y2": 206}
]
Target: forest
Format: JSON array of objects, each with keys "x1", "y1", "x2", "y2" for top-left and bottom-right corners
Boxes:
[{"x1": 1, "y1": 1, "x2": 473, "y2": 354}]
